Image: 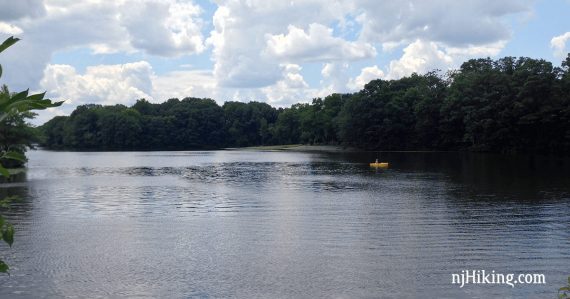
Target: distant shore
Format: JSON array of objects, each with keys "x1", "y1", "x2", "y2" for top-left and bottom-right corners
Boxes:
[
  {"x1": 228, "y1": 144, "x2": 360, "y2": 152},
  {"x1": 229, "y1": 145, "x2": 472, "y2": 154}
]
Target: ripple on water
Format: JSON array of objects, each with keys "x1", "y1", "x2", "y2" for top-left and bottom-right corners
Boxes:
[{"x1": 0, "y1": 150, "x2": 569, "y2": 298}]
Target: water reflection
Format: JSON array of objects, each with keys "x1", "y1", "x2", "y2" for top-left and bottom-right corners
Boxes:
[{"x1": 0, "y1": 150, "x2": 568, "y2": 298}]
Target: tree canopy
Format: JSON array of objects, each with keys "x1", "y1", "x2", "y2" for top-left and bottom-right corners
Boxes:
[{"x1": 40, "y1": 54, "x2": 570, "y2": 155}]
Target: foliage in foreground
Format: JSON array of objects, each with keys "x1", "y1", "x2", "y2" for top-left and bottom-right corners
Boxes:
[
  {"x1": 0, "y1": 36, "x2": 63, "y2": 273},
  {"x1": 561, "y1": 276, "x2": 570, "y2": 299},
  {"x1": 40, "y1": 53, "x2": 570, "y2": 155}
]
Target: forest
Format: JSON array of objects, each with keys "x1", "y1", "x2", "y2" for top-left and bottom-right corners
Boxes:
[{"x1": 38, "y1": 54, "x2": 570, "y2": 155}]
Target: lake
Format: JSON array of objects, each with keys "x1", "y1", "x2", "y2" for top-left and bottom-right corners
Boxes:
[{"x1": 1, "y1": 149, "x2": 569, "y2": 298}]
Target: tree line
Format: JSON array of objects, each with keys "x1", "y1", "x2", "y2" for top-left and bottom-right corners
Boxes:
[{"x1": 40, "y1": 54, "x2": 570, "y2": 155}]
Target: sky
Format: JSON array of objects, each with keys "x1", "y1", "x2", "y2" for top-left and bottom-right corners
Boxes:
[{"x1": 0, "y1": 0, "x2": 569, "y2": 125}]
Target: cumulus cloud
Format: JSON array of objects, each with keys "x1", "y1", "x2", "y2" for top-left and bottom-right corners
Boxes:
[
  {"x1": 119, "y1": 0, "x2": 205, "y2": 57},
  {"x1": 0, "y1": 0, "x2": 205, "y2": 90},
  {"x1": 207, "y1": 0, "x2": 529, "y2": 91},
  {"x1": 445, "y1": 41, "x2": 507, "y2": 57},
  {"x1": 385, "y1": 40, "x2": 453, "y2": 79},
  {"x1": 383, "y1": 39, "x2": 507, "y2": 79},
  {"x1": 262, "y1": 64, "x2": 315, "y2": 106},
  {"x1": 356, "y1": 0, "x2": 533, "y2": 47},
  {"x1": 0, "y1": 0, "x2": 46, "y2": 21},
  {"x1": 30, "y1": 60, "x2": 155, "y2": 124},
  {"x1": 551, "y1": 32, "x2": 570, "y2": 59},
  {"x1": 0, "y1": 22, "x2": 23, "y2": 34},
  {"x1": 280, "y1": 64, "x2": 309, "y2": 89},
  {"x1": 207, "y1": 0, "x2": 353, "y2": 88},
  {"x1": 347, "y1": 65, "x2": 384, "y2": 90},
  {"x1": 0, "y1": 2, "x2": 124, "y2": 89},
  {"x1": 266, "y1": 23, "x2": 376, "y2": 62},
  {"x1": 40, "y1": 61, "x2": 154, "y2": 107},
  {"x1": 152, "y1": 69, "x2": 216, "y2": 102},
  {"x1": 0, "y1": 0, "x2": 540, "y2": 123},
  {"x1": 320, "y1": 62, "x2": 350, "y2": 95},
  {"x1": 153, "y1": 63, "x2": 315, "y2": 108},
  {"x1": 207, "y1": 5, "x2": 280, "y2": 88}
]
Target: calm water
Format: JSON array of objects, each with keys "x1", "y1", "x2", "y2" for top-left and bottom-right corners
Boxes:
[{"x1": 0, "y1": 150, "x2": 569, "y2": 298}]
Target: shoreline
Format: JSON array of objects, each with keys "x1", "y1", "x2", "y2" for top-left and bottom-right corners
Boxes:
[{"x1": 228, "y1": 144, "x2": 361, "y2": 153}]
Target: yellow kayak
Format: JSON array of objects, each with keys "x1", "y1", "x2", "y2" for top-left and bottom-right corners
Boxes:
[{"x1": 370, "y1": 162, "x2": 389, "y2": 168}]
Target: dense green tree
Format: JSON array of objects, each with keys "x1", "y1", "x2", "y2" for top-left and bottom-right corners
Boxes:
[
  {"x1": 41, "y1": 116, "x2": 68, "y2": 149},
  {"x1": 65, "y1": 104, "x2": 101, "y2": 149},
  {"x1": 96, "y1": 107, "x2": 142, "y2": 149},
  {"x1": 443, "y1": 56, "x2": 564, "y2": 153},
  {"x1": 336, "y1": 74, "x2": 445, "y2": 150},
  {"x1": 40, "y1": 54, "x2": 570, "y2": 156},
  {"x1": 223, "y1": 101, "x2": 277, "y2": 147},
  {"x1": 272, "y1": 106, "x2": 302, "y2": 145},
  {"x1": 132, "y1": 98, "x2": 157, "y2": 115},
  {"x1": 295, "y1": 94, "x2": 348, "y2": 145}
]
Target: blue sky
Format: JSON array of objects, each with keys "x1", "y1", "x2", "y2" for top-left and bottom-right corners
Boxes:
[{"x1": 0, "y1": 0, "x2": 569, "y2": 124}]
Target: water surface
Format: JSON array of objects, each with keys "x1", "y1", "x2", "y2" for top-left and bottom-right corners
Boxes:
[{"x1": 1, "y1": 150, "x2": 569, "y2": 298}]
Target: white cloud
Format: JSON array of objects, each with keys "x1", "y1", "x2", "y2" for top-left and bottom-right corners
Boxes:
[
  {"x1": 31, "y1": 60, "x2": 156, "y2": 124},
  {"x1": 383, "y1": 39, "x2": 507, "y2": 80},
  {"x1": 0, "y1": 0, "x2": 205, "y2": 91},
  {"x1": 280, "y1": 64, "x2": 308, "y2": 89},
  {"x1": 385, "y1": 40, "x2": 453, "y2": 79},
  {"x1": 0, "y1": 22, "x2": 23, "y2": 34},
  {"x1": 266, "y1": 23, "x2": 376, "y2": 62},
  {"x1": 206, "y1": 0, "x2": 529, "y2": 90},
  {"x1": 347, "y1": 65, "x2": 384, "y2": 90},
  {"x1": 152, "y1": 69, "x2": 216, "y2": 102},
  {"x1": 207, "y1": 4, "x2": 281, "y2": 88},
  {"x1": 382, "y1": 41, "x2": 405, "y2": 52},
  {"x1": 35, "y1": 60, "x2": 315, "y2": 125},
  {"x1": 356, "y1": 0, "x2": 533, "y2": 47},
  {"x1": 119, "y1": 0, "x2": 205, "y2": 57},
  {"x1": 262, "y1": 63, "x2": 315, "y2": 106},
  {"x1": 0, "y1": 0, "x2": 541, "y2": 123},
  {"x1": 551, "y1": 32, "x2": 570, "y2": 59},
  {"x1": 207, "y1": 0, "x2": 353, "y2": 88},
  {"x1": 40, "y1": 61, "x2": 154, "y2": 107},
  {"x1": 320, "y1": 62, "x2": 350, "y2": 94},
  {"x1": 321, "y1": 63, "x2": 335, "y2": 78},
  {"x1": 445, "y1": 41, "x2": 507, "y2": 58},
  {"x1": 155, "y1": 64, "x2": 315, "y2": 108},
  {"x1": 0, "y1": 0, "x2": 46, "y2": 21}
]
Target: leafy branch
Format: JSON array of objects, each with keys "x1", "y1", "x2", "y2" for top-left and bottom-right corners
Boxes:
[
  {"x1": 0, "y1": 151, "x2": 24, "y2": 273},
  {"x1": 560, "y1": 276, "x2": 570, "y2": 299},
  {"x1": 0, "y1": 36, "x2": 63, "y2": 273}
]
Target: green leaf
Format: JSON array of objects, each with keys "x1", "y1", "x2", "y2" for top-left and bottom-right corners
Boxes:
[
  {"x1": 0, "y1": 164, "x2": 9, "y2": 178},
  {"x1": 0, "y1": 36, "x2": 19, "y2": 54},
  {"x1": 561, "y1": 287, "x2": 570, "y2": 291},
  {"x1": 26, "y1": 91, "x2": 46, "y2": 102},
  {"x1": 5, "y1": 98, "x2": 64, "y2": 112},
  {"x1": 0, "y1": 64, "x2": 2, "y2": 78},
  {"x1": 2, "y1": 224, "x2": 14, "y2": 247},
  {"x1": 9, "y1": 89, "x2": 29, "y2": 102},
  {"x1": 0, "y1": 260, "x2": 8, "y2": 273},
  {"x1": 0, "y1": 216, "x2": 4, "y2": 229},
  {"x1": 3, "y1": 151, "x2": 26, "y2": 162}
]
